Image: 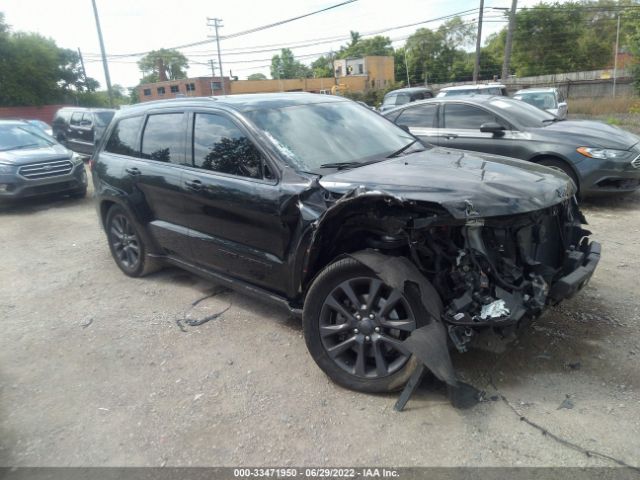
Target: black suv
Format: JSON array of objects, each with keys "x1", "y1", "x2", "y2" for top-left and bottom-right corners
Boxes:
[
  {"x1": 92, "y1": 93, "x2": 600, "y2": 393},
  {"x1": 52, "y1": 107, "x2": 115, "y2": 156}
]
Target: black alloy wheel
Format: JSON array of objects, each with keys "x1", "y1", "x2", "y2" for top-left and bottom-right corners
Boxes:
[
  {"x1": 304, "y1": 257, "x2": 432, "y2": 393},
  {"x1": 319, "y1": 276, "x2": 416, "y2": 379}
]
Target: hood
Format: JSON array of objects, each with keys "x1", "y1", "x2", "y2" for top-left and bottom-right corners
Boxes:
[
  {"x1": 319, "y1": 147, "x2": 574, "y2": 220},
  {"x1": 534, "y1": 120, "x2": 640, "y2": 150},
  {"x1": 0, "y1": 143, "x2": 71, "y2": 166}
]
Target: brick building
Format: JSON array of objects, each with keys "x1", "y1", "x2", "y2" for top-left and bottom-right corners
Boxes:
[
  {"x1": 137, "y1": 76, "x2": 231, "y2": 102},
  {"x1": 137, "y1": 56, "x2": 395, "y2": 101}
]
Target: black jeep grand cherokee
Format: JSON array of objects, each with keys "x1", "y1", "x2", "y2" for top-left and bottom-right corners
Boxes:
[{"x1": 93, "y1": 93, "x2": 600, "y2": 393}]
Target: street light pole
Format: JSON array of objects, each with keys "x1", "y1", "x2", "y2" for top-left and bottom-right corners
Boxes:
[
  {"x1": 404, "y1": 47, "x2": 410, "y2": 87},
  {"x1": 472, "y1": 0, "x2": 485, "y2": 83},
  {"x1": 501, "y1": 0, "x2": 517, "y2": 82},
  {"x1": 91, "y1": 0, "x2": 114, "y2": 107},
  {"x1": 613, "y1": 13, "x2": 621, "y2": 98}
]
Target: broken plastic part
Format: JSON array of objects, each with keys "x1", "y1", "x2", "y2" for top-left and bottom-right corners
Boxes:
[{"x1": 480, "y1": 299, "x2": 510, "y2": 320}]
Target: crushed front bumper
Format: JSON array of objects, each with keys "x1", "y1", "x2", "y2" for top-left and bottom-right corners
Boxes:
[{"x1": 549, "y1": 240, "x2": 601, "y2": 302}]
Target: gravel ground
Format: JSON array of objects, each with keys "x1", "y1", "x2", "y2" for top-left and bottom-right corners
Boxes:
[{"x1": 0, "y1": 165, "x2": 639, "y2": 468}]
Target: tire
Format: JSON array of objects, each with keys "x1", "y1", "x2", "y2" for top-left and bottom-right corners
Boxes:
[
  {"x1": 105, "y1": 205, "x2": 160, "y2": 277},
  {"x1": 303, "y1": 256, "x2": 436, "y2": 393},
  {"x1": 538, "y1": 158, "x2": 579, "y2": 194}
]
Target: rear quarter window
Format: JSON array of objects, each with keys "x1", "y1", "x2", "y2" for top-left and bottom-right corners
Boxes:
[{"x1": 104, "y1": 116, "x2": 144, "y2": 157}]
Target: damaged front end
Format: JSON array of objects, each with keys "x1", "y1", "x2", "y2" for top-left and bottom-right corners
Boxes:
[{"x1": 413, "y1": 198, "x2": 601, "y2": 352}]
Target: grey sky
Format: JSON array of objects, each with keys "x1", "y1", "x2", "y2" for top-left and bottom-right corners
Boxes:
[{"x1": 1, "y1": 0, "x2": 546, "y2": 89}]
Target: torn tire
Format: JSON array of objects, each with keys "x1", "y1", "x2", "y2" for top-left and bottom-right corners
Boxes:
[{"x1": 303, "y1": 255, "x2": 440, "y2": 393}]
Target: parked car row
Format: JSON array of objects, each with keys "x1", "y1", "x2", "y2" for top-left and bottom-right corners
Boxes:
[
  {"x1": 380, "y1": 84, "x2": 567, "y2": 119},
  {"x1": 382, "y1": 95, "x2": 640, "y2": 197},
  {"x1": 91, "y1": 93, "x2": 603, "y2": 395},
  {"x1": 0, "y1": 120, "x2": 88, "y2": 201}
]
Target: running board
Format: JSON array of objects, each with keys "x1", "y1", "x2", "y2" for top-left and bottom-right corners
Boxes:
[{"x1": 151, "y1": 254, "x2": 303, "y2": 317}]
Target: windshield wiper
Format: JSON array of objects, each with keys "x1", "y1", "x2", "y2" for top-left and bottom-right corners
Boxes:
[
  {"x1": 319, "y1": 159, "x2": 384, "y2": 170},
  {"x1": 0, "y1": 143, "x2": 39, "y2": 152},
  {"x1": 387, "y1": 139, "x2": 419, "y2": 158}
]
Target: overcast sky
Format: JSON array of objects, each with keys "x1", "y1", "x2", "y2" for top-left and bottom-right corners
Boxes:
[{"x1": 1, "y1": 0, "x2": 547, "y2": 89}]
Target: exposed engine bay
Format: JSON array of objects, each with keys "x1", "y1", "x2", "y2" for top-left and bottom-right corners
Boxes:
[{"x1": 401, "y1": 198, "x2": 599, "y2": 352}]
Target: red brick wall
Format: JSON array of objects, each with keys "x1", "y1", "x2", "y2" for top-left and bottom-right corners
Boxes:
[{"x1": 0, "y1": 104, "x2": 71, "y2": 124}]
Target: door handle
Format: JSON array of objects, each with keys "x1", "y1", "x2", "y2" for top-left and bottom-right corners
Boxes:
[
  {"x1": 185, "y1": 179, "x2": 203, "y2": 191},
  {"x1": 444, "y1": 133, "x2": 458, "y2": 140},
  {"x1": 125, "y1": 167, "x2": 141, "y2": 176}
]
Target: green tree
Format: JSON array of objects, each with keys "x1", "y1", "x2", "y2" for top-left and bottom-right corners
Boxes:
[
  {"x1": 311, "y1": 54, "x2": 334, "y2": 78},
  {"x1": 137, "y1": 48, "x2": 189, "y2": 82},
  {"x1": 0, "y1": 16, "x2": 99, "y2": 106},
  {"x1": 270, "y1": 48, "x2": 311, "y2": 79},
  {"x1": 404, "y1": 17, "x2": 476, "y2": 84},
  {"x1": 247, "y1": 73, "x2": 267, "y2": 80},
  {"x1": 337, "y1": 33, "x2": 393, "y2": 58}
]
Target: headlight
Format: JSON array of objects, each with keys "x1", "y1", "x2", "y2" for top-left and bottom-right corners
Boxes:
[
  {"x1": 0, "y1": 163, "x2": 15, "y2": 174},
  {"x1": 577, "y1": 147, "x2": 631, "y2": 160}
]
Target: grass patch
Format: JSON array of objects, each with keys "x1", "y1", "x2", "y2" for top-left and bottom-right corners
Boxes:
[{"x1": 569, "y1": 97, "x2": 638, "y2": 115}]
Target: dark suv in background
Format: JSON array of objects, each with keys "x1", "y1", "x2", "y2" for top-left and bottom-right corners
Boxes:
[
  {"x1": 52, "y1": 107, "x2": 115, "y2": 156},
  {"x1": 92, "y1": 93, "x2": 599, "y2": 395},
  {"x1": 379, "y1": 87, "x2": 433, "y2": 112}
]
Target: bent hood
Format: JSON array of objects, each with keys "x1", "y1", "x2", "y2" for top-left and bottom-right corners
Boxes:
[
  {"x1": 534, "y1": 120, "x2": 640, "y2": 150},
  {"x1": 319, "y1": 147, "x2": 574, "y2": 220}
]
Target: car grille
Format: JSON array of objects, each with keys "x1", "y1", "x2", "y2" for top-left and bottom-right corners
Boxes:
[
  {"x1": 18, "y1": 159, "x2": 73, "y2": 179},
  {"x1": 632, "y1": 153, "x2": 640, "y2": 169}
]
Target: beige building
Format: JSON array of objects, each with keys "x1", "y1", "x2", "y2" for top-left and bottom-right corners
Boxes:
[{"x1": 137, "y1": 56, "x2": 395, "y2": 102}]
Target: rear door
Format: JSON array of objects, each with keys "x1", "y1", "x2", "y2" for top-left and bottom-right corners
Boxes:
[
  {"x1": 393, "y1": 103, "x2": 439, "y2": 145},
  {"x1": 123, "y1": 110, "x2": 192, "y2": 259},
  {"x1": 439, "y1": 103, "x2": 516, "y2": 157},
  {"x1": 181, "y1": 110, "x2": 287, "y2": 292}
]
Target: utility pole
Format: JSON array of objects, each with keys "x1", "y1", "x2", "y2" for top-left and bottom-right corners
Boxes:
[
  {"x1": 613, "y1": 13, "x2": 621, "y2": 98},
  {"x1": 209, "y1": 59, "x2": 217, "y2": 77},
  {"x1": 501, "y1": 0, "x2": 517, "y2": 82},
  {"x1": 207, "y1": 18, "x2": 226, "y2": 95},
  {"x1": 472, "y1": 0, "x2": 485, "y2": 83},
  {"x1": 404, "y1": 47, "x2": 410, "y2": 87},
  {"x1": 91, "y1": 0, "x2": 114, "y2": 108},
  {"x1": 77, "y1": 48, "x2": 88, "y2": 82}
]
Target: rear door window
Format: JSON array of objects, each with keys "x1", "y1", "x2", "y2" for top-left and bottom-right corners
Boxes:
[
  {"x1": 104, "y1": 116, "x2": 143, "y2": 157},
  {"x1": 70, "y1": 112, "x2": 83, "y2": 126},
  {"x1": 443, "y1": 104, "x2": 496, "y2": 129},
  {"x1": 141, "y1": 113, "x2": 187, "y2": 164},
  {"x1": 396, "y1": 104, "x2": 438, "y2": 128}
]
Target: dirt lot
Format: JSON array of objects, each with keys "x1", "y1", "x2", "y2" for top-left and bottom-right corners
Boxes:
[{"x1": 1, "y1": 165, "x2": 639, "y2": 468}]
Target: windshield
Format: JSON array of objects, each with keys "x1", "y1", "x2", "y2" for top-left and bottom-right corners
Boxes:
[
  {"x1": 94, "y1": 111, "x2": 115, "y2": 127},
  {"x1": 514, "y1": 92, "x2": 558, "y2": 110},
  {"x1": 245, "y1": 101, "x2": 416, "y2": 173},
  {"x1": 0, "y1": 124, "x2": 55, "y2": 151},
  {"x1": 487, "y1": 97, "x2": 557, "y2": 128}
]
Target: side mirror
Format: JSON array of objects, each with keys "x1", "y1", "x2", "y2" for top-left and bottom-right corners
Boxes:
[
  {"x1": 480, "y1": 122, "x2": 506, "y2": 136},
  {"x1": 398, "y1": 124, "x2": 410, "y2": 133}
]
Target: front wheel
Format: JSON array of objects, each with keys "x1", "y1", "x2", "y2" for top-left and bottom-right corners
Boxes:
[{"x1": 303, "y1": 257, "x2": 430, "y2": 393}]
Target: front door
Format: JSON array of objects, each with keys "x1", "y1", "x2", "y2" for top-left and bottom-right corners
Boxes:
[
  {"x1": 181, "y1": 111, "x2": 288, "y2": 293},
  {"x1": 438, "y1": 103, "x2": 516, "y2": 158}
]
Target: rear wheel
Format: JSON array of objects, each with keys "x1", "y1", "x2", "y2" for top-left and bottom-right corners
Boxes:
[
  {"x1": 303, "y1": 257, "x2": 435, "y2": 393},
  {"x1": 105, "y1": 205, "x2": 159, "y2": 277}
]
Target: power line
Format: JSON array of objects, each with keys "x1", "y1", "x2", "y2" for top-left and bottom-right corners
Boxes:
[
  {"x1": 100, "y1": 0, "x2": 358, "y2": 58},
  {"x1": 85, "y1": 7, "x2": 481, "y2": 60}
]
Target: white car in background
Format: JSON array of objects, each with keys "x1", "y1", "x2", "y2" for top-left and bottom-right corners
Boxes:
[
  {"x1": 436, "y1": 83, "x2": 508, "y2": 97},
  {"x1": 514, "y1": 87, "x2": 568, "y2": 119}
]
